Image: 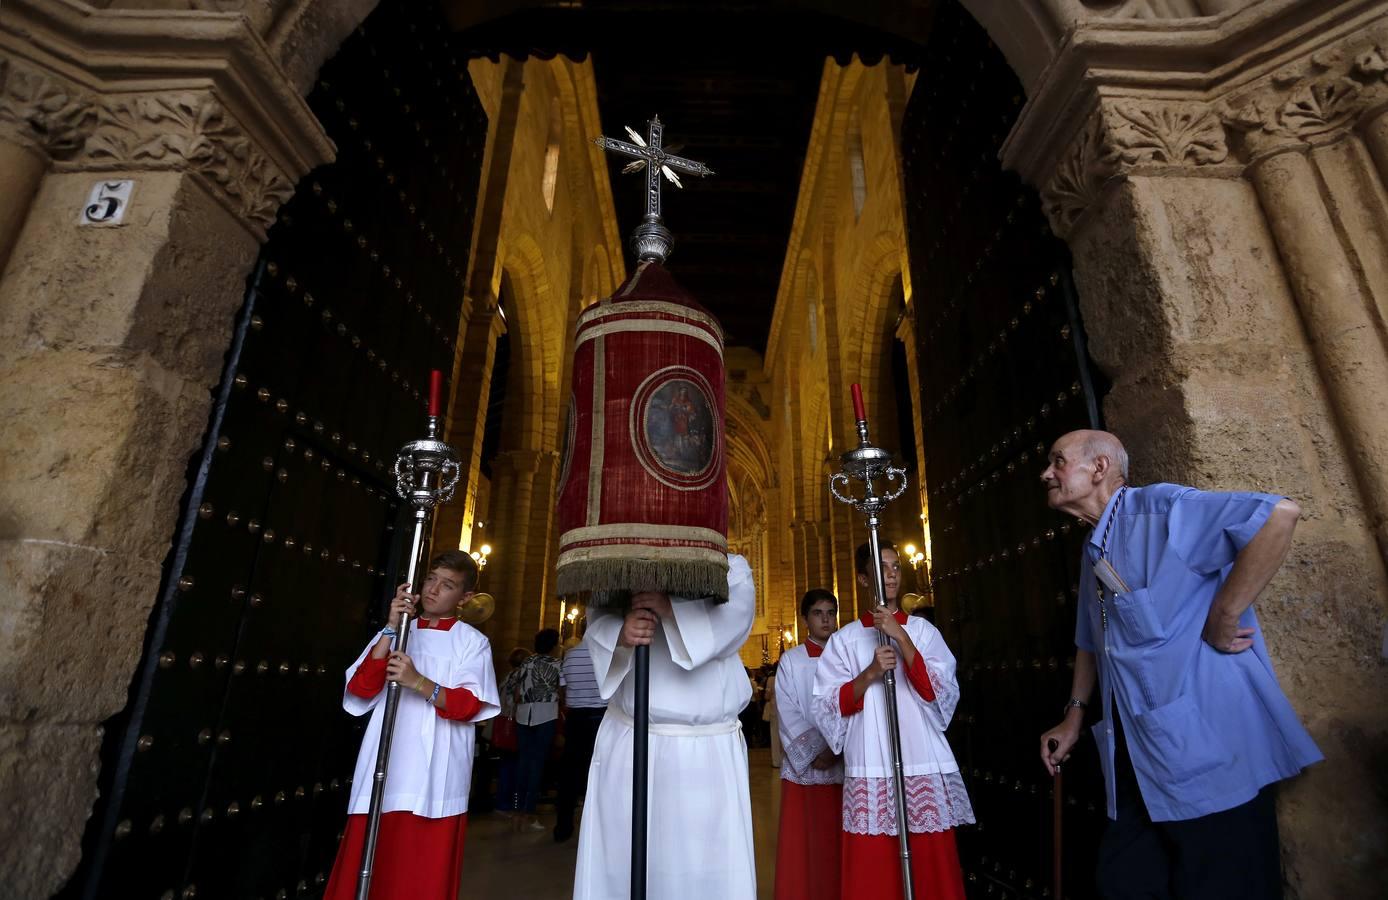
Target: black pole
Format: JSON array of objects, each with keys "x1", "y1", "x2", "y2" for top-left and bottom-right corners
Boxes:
[{"x1": 631, "y1": 643, "x2": 650, "y2": 899}]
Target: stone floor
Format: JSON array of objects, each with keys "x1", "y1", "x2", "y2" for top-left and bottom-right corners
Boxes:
[{"x1": 460, "y1": 747, "x2": 784, "y2": 899}]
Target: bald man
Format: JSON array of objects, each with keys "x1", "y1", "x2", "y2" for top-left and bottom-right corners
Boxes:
[{"x1": 1037, "y1": 430, "x2": 1321, "y2": 900}]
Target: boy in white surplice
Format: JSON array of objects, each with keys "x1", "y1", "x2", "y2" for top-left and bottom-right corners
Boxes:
[
  {"x1": 812, "y1": 541, "x2": 973, "y2": 900},
  {"x1": 324, "y1": 550, "x2": 500, "y2": 900}
]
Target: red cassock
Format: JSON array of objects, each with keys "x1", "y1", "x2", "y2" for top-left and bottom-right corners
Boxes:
[
  {"x1": 776, "y1": 782, "x2": 843, "y2": 899},
  {"x1": 840, "y1": 830, "x2": 965, "y2": 900},
  {"x1": 774, "y1": 640, "x2": 843, "y2": 900},
  {"x1": 323, "y1": 618, "x2": 487, "y2": 900}
]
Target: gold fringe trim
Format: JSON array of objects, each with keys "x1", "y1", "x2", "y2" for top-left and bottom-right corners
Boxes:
[{"x1": 556, "y1": 558, "x2": 729, "y2": 608}]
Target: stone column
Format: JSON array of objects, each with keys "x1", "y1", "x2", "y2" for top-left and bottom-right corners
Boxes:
[
  {"x1": 434, "y1": 57, "x2": 527, "y2": 555},
  {"x1": 809, "y1": 518, "x2": 835, "y2": 593},
  {"x1": 434, "y1": 306, "x2": 504, "y2": 552},
  {"x1": 0, "y1": 55, "x2": 93, "y2": 276},
  {"x1": 788, "y1": 520, "x2": 808, "y2": 599},
  {"x1": 0, "y1": 8, "x2": 332, "y2": 897},
  {"x1": 1244, "y1": 146, "x2": 1388, "y2": 560},
  {"x1": 826, "y1": 453, "x2": 861, "y2": 615},
  {"x1": 487, "y1": 447, "x2": 547, "y2": 657}
]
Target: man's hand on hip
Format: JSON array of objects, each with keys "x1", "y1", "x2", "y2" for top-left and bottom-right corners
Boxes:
[{"x1": 1202, "y1": 608, "x2": 1255, "y2": 653}]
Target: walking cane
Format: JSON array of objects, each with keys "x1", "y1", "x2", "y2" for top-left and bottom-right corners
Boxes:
[
  {"x1": 356, "y1": 371, "x2": 461, "y2": 900},
  {"x1": 829, "y1": 384, "x2": 915, "y2": 900},
  {"x1": 1049, "y1": 739, "x2": 1063, "y2": 900}
]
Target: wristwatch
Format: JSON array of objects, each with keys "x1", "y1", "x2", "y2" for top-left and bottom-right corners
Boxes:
[{"x1": 1064, "y1": 697, "x2": 1087, "y2": 715}]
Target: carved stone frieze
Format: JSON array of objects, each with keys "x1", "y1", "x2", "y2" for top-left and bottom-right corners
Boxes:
[
  {"x1": 82, "y1": 91, "x2": 293, "y2": 231},
  {"x1": 1041, "y1": 98, "x2": 1228, "y2": 236},
  {"x1": 0, "y1": 55, "x2": 95, "y2": 158},
  {"x1": 1107, "y1": 101, "x2": 1229, "y2": 166},
  {"x1": 1041, "y1": 114, "x2": 1119, "y2": 238},
  {"x1": 1220, "y1": 24, "x2": 1388, "y2": 160}
]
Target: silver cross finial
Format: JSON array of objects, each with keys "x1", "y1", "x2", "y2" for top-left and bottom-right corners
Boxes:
[{"x1": 595, "y1": 115, "x2": 714, "y2": 264}]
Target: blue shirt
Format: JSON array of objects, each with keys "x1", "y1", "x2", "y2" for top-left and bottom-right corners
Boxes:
[{"x1": 1076, "y1": 483, "x2": 1322, "y2": 822}]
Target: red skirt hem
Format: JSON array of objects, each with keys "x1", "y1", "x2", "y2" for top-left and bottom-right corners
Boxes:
[
  {"x1": 775, "y1": 781, "x2": 843, "y2": 900},
  {"x1": 323, "y1": 811, "x2": 467, "y2": 900},
  {"x1": 840, "y1": 829, "x2": 965, "y2": 900}
]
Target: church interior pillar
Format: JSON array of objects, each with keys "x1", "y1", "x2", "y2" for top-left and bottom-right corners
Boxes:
[
  {"x1": 486, "y1": 448, "x2": 549, "y2": 657},
  {"x1": 788, "y1": 520, "x2": 809, "y2": 603},
  {"x1": 435, "y1": 306, "x2": 504, "y2": 552}
]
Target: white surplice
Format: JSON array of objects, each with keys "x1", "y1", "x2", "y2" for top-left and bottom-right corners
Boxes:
[
  {"x1": 776, "y1": 642, "x2": 843, "y2": 786},
  {"x1": 342, "y1": 620, "x2": 500, "y2": 818},
  {"x1": 573, "y1": 553, "x2": 757, "y2": 900},
  {"x1": 811, "y1": 615, "x2": 974, "y2": 835}
]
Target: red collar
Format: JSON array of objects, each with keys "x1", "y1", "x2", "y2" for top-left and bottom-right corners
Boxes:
[
  {"x1": 418, "y1": 617, "x2": 457, "y2": 631},
  {"x1": 805, "y1": 639, "x2": 825, "y2": 658},
  {"x1": 859, "y1": 609, "x2": 907, "y2": 628}
]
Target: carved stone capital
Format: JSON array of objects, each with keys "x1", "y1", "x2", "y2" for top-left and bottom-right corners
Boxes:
[
  {"x1": 0, "y1": 0, "x2": 334, "y2": 238},
  {"x1": 1219, "y1": 23, "x2": 1388, "y2": 161},
  {"x1": 1041, "y1": 98, "x2": 1230, "y2": 236},
  {"x1": 1007, "y1": 0, "x2": 1388, "y2": 235},
  {"x1": 0, "y1": 54, "x2": 95, "y2": 158},
  {"x1": 81, "y1": 89, "x2": 293, "y2": 232}
]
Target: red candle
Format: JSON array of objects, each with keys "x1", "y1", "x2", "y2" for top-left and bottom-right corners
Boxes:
[
  {"x1": 428, "y1": 370, "x2": 443, "y2": 418},
  {"x1": 850, "y1": 383, "x2": 866, "y2": 422}
]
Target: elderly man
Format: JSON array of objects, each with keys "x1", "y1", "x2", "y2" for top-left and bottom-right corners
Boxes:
[{"x1": 1038, "y1": 430, "x2": 1322, "y2": 900}]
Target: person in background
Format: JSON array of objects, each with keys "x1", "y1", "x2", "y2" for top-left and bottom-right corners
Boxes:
[
  {"x1": 513, "y1": 628, "x2": 562, "y2": 832},
  {"x1": 773, "y1": 588, "x2": 844, "y2": 900},
  {"x1": 494, "y1": 645, "x2": 530, "y2": 816},
  {"x1": 554, "y1": 621, "x2": 605, "y2": 843}
]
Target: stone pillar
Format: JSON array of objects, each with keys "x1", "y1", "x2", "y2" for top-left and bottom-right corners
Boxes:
[
  {"x1": 810, "y1": 517, "x2": 835, "y2": 593},
  {"x1": 826, "y1": 453, "x2": 861, "y2": 615},
  {"x1": 788, "y1": 520, "x2": 809, "y2": 600},
  {"x1": 488, "y1": 447, "x2": 558, "y2": 658},
  {"x1": 0, "y1": 55, "x2": 93, "y2": 275},
  {"x1": 435, "y1": 305, "x2": 504, "y2": 552},
  {"x1": 434, "y1": 57, "x2": 527, "y2": 555},
  {"x1": 0, "y1": 8, "x2": 332, "y2": 897},
  {"x1": 1002, "y1": 4, "x2": 1388, "y2": 895},
  {"x1": 1244, "y1": 147, "x2": 1388, "y2": 560}
]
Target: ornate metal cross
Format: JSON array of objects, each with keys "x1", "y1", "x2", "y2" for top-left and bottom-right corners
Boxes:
[{"x1": 595, "y1": 115, "x2": 714, "y2": 263}]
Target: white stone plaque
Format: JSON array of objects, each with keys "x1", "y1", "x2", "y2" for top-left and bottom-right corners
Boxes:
[{"x1": 79, "y1": 180, "x2": 135, "y2": 226}]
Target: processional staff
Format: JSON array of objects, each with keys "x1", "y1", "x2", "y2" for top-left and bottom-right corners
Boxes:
[
  {"x1": 829, "y1": 383, "x2": 916, "y2": 900},
  {"x1": 593, "y1": 114, "x2": 714, "y2": 900},
  {"x1": 356, "y1": 370, "x2": 461, "y2": 900}
]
